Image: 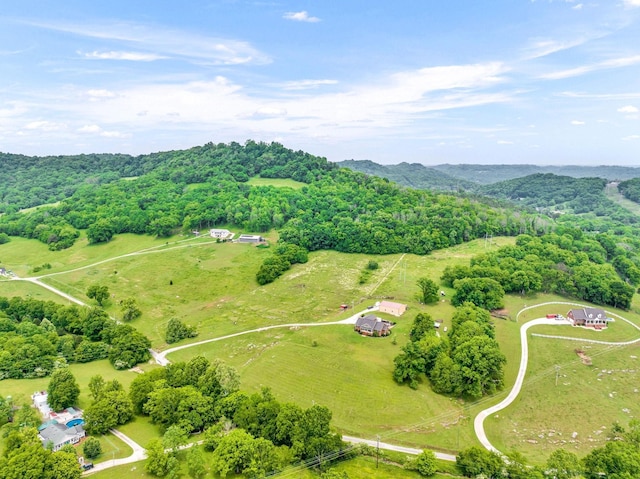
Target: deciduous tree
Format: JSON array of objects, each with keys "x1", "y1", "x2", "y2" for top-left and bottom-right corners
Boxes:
[{"x1": 47, "y1": 368, "x2": 80, "y2": 411}]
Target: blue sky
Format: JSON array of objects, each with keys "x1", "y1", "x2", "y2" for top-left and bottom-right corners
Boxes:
[{"x1": 1, "y1": 1, "x2": 640, "y2": 165}]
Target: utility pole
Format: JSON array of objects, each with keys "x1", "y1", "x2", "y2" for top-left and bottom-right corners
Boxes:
[
  {"x1": 555, "y1": 365, "x2": 561, "y2": 386},
  {"x1": 376, "y1": 435, "x2": 380, "y2": 468}
]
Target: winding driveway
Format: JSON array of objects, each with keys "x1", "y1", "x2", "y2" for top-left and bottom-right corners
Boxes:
[
  {"x1": 154, "y1": 307, "x2": 377, "y2": 365},
  {"x1": 474, "y1": 303, "x2": 640, "y2": 454}
]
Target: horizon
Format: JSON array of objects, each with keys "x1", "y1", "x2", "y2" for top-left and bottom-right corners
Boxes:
[{"x1": 1, "y1": 1, "x2": 640, "y2": 165}]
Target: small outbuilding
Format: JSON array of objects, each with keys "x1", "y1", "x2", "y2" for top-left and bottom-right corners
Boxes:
[
  {"x1": 378, "y1": 301, "x2": 407, "y2": 317},
  {"x1": 237, "y1": 234, "x2": 264, "y2": 243}
]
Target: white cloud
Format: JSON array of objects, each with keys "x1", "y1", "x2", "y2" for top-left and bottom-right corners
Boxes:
[
  {"x1": 77, "y1": 124, "x2": 129, "y2": 138},
  {"x1": 283, "y1": 11, "x2": 321, "y2": 22},
  {"x1": 541, "y1": 55, "x2": 640, "y2": 80},
  {"x1": 86, "y1": 89, "x2": 116, "y2": 101},
  {"x1": 81, "y1": 50, "x2": 166, "y2": 61},
  {"x1": 623, "y1": 134, "x2": 640, "y2": 140},
  {"x1": 522, "y1": 38, "x2": 588, "y2": 59},
  {"x1": 572, "y1": 3, "x2": 583, "y2": 9},
  {"x1": 252, "y1": 107, "x2": 287, "y2": 118},
  {"x1": 280, "y1": 79, "x2": 338, "y2": 90},
  {"x1": 78, "y1": 124, "x2": 102, "y2": 133},
  {"x1": 623, "y1": 0, "x2": 640, "y2": 7},
  {"x1": 497, "y1": 140, "x2": 514, "y2": 144},
  {"x1": 25, "y1": 120, "x2": 66, "y2": 131},
  {"x1": 100, "y1": 130, "x2": 130, "y2": 138},
  {"x1": 571, "y1": 120, "x2": 585, "y2": 125},
  {"x1": 618, "y1": 105, "x2": 639, "y2": 113},
  {"x1": 30, "y1": 20, "x2": 271, "y2": 66}
]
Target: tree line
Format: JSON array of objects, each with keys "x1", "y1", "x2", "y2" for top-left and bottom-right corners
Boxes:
[{"x1": 442, "y1": 230, "x2": 637, "y2": 310}]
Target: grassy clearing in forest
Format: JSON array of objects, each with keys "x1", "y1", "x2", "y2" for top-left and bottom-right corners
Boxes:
[{"x1": 247, "y1": 177, "x2": 307, "y2": 189}]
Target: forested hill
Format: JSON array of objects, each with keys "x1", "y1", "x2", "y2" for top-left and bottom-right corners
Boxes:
[
  {"x1": 432, "y1": 163, "x2": 640, "y2": 184},
  {"x1": 0, "y1": 141, "x2": 330, "y2": 214},
  {"x1": 477, "y1": 173, "x2": 639, "y2": 225},
  {"x1": 335, "y1": 159, "x2": 476, "y2": 192},
  {"x1": 0, "y1": 141, "x2": 548, "y2": 254},
  {"x1": 0, "y1": 152, "x2": 161, "y2": 214}
]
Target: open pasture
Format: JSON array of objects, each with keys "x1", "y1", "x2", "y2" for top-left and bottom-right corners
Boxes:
[
  {"x1": 168, "y1": 321, "x2": 472, "y2": 453},
  {"x1": 484, "y1": 337, "x2": 640, "y2": 464}
]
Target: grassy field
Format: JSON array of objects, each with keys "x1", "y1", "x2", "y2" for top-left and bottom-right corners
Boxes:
[
  {"x1": 247, "y1": 177, "x2": 307, "y2": 189},
  {"x1": 4, "y1": 231, "x2": 640, "y2": 465},
  {"x1": 605, "y1": 183, "x2": 640, "y2": 216},
  {"x1": 485, "y1": 337, "x2": 640, "y2": 464},
  {"x1": 0, "y1": 360, "x2": 154, "y2": 409},
  {"x1": 31, "y1": 236, "x2": 507, "y2": 349}
]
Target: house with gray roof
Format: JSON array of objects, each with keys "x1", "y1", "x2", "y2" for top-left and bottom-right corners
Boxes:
[
  {"x1": 354, "y1": 314, "x2": 392, "y2": 337},
  {"x1": 38, "y1": 423, "x2": 86, "y2": 451}
]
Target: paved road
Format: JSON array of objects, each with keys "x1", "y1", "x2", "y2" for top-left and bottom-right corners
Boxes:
[
  {"x1": 84, "y1": 428, "x2": 147, "y2": 475},
  {"x1": 473, "y1": 317, "x2": 569, "y2": 453},
  {"x1": 343, "y1": 435, "x2": 457, "y2": 462}
]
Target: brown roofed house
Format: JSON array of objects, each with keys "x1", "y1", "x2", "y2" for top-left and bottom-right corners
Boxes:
[{"x1": 567, "y1": 307, "x2": 608, "y2": 329}]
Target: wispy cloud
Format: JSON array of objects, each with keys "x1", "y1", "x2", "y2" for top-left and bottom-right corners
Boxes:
[
  {"x1": 541, "y1": 55, "x2": 640, "y2": 79},
  {"x1": 571, "y1": 120, "x2": 585, "y2": 125},
  {"x1": 618, "y1": 105, "x2": 638, "y2": 113},
  {"x1": 279, "y1": 79, "x2": 338, "y2": 90},
  {"x1": 522, "y1": 37, "x2": 588, "y2": 59},
  {"x1": 623, "y1": 0, "x2": 640, "y2": 8},
  {"x1": 27, "y1": 20, "x2": 271, "y2": 66},
  {"x1": 283, "y1": 11, "x2": 321, "y2": 23},
  {"x1": 81, "y1": 50, "x2": 166, "y2": 61},
  {"x1": 623, "y1": 134, "x2": 640, "y2": 140}
]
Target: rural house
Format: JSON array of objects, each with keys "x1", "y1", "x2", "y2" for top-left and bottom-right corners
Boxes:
[
  {"x1": 210, "y1": 228, "x2": 232, "y2": 239},
  {"x1": 354, "y1": 314, "x2": 392, "y2": 337},
  {"x1": 378, "y1": 300, "x2": 407, "y2": 317},
  {"x1": 567, "y1": 307, "x2": 608, "y2": 329},
  {"x1": 38, "y1": 423, "x2": 86, "y2": 451}
]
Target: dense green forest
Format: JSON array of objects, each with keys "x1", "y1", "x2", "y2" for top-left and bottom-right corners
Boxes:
[
  {"x1": 0, "y1": 296, "x2": 151, "y2": 379},
  {"x1": 0, "y1": 152, "x2": 165, "y2": 214},
  {"x1": 442, "y1": 232, "x2": 638, "y2": 310},
  {"x1": 0, "y1": 141, "x2": 549, "y2": 255},
  {"x1": 394, "y1": 305, "x2": 505, "y2": 398}
]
